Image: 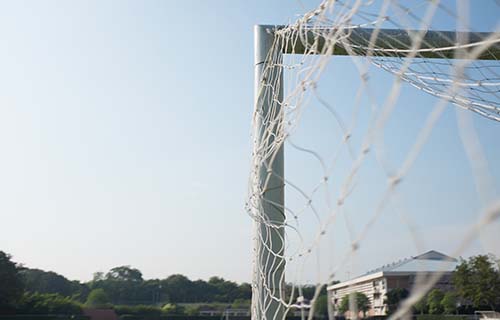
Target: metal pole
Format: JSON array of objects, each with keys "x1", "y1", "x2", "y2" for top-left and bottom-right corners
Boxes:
[
  {"x1": 253, "y1": 24, "x2": 285, "y2": 320},
  {"x1": 275, "y1": 26, "x2": 500, "y2": 60},
  {"x1": 251, "y1": 23, "x2": 499, "y2": 320}
]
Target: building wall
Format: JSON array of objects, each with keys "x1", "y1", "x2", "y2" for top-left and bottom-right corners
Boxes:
[
  {"x1": 330, "y1": 276, "x2": 388, "y2": 317},
  {"x1": 330, "y1": 272, "x2": 456, "y2": 318}
]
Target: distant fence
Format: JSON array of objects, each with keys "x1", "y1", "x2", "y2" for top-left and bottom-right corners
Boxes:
[
  {"x1": 118, "y1": 316, "x2": 313, "y2": 320},
  {"x1": 0, "y1": 314, "x2": 483, "y2": 320},
  {"x1": 120, "y1": 316, "x2": 251, "y2": 320},
  {"x1": 116, "y1": 315, "x2": 483, "y2": 320}
]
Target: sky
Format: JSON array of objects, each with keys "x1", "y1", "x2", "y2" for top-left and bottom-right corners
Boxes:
[{"x1": 0, "y1": 0, "x2": 499, "y2": 284}]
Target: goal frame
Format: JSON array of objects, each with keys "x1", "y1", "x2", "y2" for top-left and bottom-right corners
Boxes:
[{"x1": 252, "y1": 24, "x2": 500, "y2": 320}]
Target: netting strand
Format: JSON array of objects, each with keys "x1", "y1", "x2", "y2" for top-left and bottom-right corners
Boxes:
[{"x1": 248, "y1": 1, "x2": 500, "y2": 320}]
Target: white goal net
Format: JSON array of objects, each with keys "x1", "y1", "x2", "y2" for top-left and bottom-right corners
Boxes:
[{"x1": 247, "y1": 1, "x2": 500, "y2": 320}]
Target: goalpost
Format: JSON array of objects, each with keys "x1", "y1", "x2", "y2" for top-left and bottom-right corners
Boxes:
[{"x1": 249, "y1": 2, "x2": 500, "y2": 320}]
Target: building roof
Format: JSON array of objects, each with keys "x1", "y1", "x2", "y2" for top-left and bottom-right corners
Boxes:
[
  {"x1": 363, "y1": 250, "x2": 458, "y2": 275},
  {"x1": 328, "y1": 250, "x2": 458, "y2": 290}
]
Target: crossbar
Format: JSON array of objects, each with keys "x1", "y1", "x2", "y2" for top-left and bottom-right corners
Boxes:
[
  {"x1": 251, "y1": 23, "x2": 500, "y2": 320},
  {"x1": 261, "y1": 25, "x2": 500, "y2": 60}
]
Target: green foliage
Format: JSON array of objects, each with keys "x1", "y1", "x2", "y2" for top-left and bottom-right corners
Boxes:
[
  {"x1": 453, "y1": 254, "x2": 500, "y2": 310},
  {"x1": 114, "y1": 304, "x2": 162, "y2": 316},
  {"x1": 0, "y1": 251, "x2": 24, "y2": 312},
  {"x1": 90, "y1": 272, "x2": 251, "y2": 305},
  {"x1": 183, "y1": 305, "x2": 200, "y2": 316},
  {"x1": 441, "y1": 292, "x2": 457, "y2": 314},
  {"x1": 161, "y1": 303, "x2": 185, "y2": 315},
  {"x1": 0, "y1": 316, "x2": 89, "y2": 320},
  {"x1": 313, "y1": 295, "x2": 328, "y2": 317},
  {"x1": 2, "y1": 251, "x2": 255, "y2": 311},
  {"x1": 207, "y1": 277, "x2": 239, "y2": 303},
  {"x1": 413, "y1": 295, "x2": 428, "y2": 315},
  {"x1": 385, "y1": 288, "x2": 409, "y2": 315},
  {"x1": 427, "y1": 289, "x2": 445, "y2": 315},
  {"x1": 21, "y1": 268, "x2": 89, "y2": 302},
  {"x1": 85, "y1": 289, "x2": 111, "y2": 308},
  {"x1": 416, "y1": 315, "x2": 468, "y2": 320},
  {"x1": 17, "y1": 292, "x2": 83, "y2": 314},
  {"x1": 106, "y1": 266, "x2": 143, "y2": 282},
  {"x1": 338, "y1": 292, "x2": 370, "y2": 316},
  {"x1": 231, "y1": 299, "x2": 251, "y2": 309}
]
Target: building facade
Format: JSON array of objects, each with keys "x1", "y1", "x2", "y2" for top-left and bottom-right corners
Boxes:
[{"x1": 328, "y1": 251, "x2": 458, "y2": 317}]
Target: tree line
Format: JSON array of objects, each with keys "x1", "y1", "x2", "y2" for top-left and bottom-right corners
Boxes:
[
  {"x1": 0, "y1": 250, "x2": 252, "y2": 314},
  {"x1": 0, "y1": 250, "x2": 320, "y2": 315}
]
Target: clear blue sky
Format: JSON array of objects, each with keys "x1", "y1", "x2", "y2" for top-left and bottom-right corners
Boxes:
[{"x1": 0, "y1": 0, "x2": 498, "y2": 284}]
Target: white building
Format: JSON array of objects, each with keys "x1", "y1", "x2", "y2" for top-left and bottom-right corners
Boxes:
[{"x1": 327, "y1": 250, "x2": 458, "y2": 317}]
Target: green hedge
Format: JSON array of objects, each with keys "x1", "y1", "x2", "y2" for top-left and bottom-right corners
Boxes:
[
  {"x1": 0, "y1": 316, "x2": 89, "y2": 320},
  {"x1": 15, "y1": 293, "x2": 83, "y2": 315},
  {"x1": 119, "y1": 316, "x2": 247, "y2": 320},
  {"x1": 114, "y1": 306, "x2": 162, "y2": 316},
  {"x1": 416, "y1": 315, "x2": 469, "y2": 320},
  {"x1": 118, "y1": 316, "x2": 307, "y2": 320}
]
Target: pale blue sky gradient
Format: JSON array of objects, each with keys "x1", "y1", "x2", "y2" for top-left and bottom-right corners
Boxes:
[{"x1": 0, "y1": 1, "x2": 499, "y2": 283}]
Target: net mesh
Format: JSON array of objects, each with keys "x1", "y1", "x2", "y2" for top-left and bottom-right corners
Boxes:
[{"x1": 247, "y1": 1, "x2": 500, "y2": 320}]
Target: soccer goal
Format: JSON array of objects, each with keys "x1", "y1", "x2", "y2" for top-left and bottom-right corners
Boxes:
[{"x1": 247, "y1": 1, "x2": 500, "y2": 320}]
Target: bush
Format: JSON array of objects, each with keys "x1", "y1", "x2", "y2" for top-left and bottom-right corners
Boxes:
[
  {"x1": 231, "y1": 299, "x2": 250, "y2": 309},
  {"x1": 16, "y1": 292, "x2": 83, "y2": 315},
  {"x1": 441, "y1": 292, "x2": 457, "y2": 314},
  {"x1": 427, "y1": 289, "x2": 445, "y2": 315},
  {"x1": 114, "y1": 305, "x2": 162, "y2": 316},
  {"x1": 183, "y1": 305, "x2": 200, "y2": 316},
  {"x1": 0, "y1": 316, "x2": 89, "y2": 320},
  {"x1": 413, "y1": 295, "x2": 428, "y2": 315},
  {"x1": 314, "y1": 295, "x2": 328, "y2": 317},
  {"x1": 161, "y1": 304, "x2": 184, "y2": 315},
  {"x1": 85, "y1": 289, "x2": 111, "y2": 309},
  {"x1": 416, "y1": 315, "x2": 468, "y2": 320}
]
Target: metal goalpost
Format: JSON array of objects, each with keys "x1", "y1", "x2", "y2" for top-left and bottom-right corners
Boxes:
[{"x1": 252, "y1": 24, "x2": 500, "y2": 320}]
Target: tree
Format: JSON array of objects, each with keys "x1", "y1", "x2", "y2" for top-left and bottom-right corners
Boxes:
[
  {"x1": 441, "y1": 292, "x2": 457, "y2": 314},
  {"x1": 413, "y1": 295, "x2": 428, "y2": 315},
  {"x1": 208, "y1": 276, "x2": 239, "y2": 302},
  {"x1": 91, "y1": 266, "x2": 149, "y2": 305},
  {"x1": 17, "y1": 292, "x2": 82, "y2": 315},
  {"x1": 85, "y1": 289, "x2": 110, "y2": 308},
  {"x1": 0, "y1": 251, "x2": 24, "y2": 312},
  {"x1": 235, "y1": 283, "x2": 252, "y2": 300},
  {"x1": 338, "y1": 292, "x2": 370, "y2": 318},
  {"x1": 93, "y1": 272, "x2": 105, "y2": 282},
  {"x1": 105, "y1": 266, "x2": 143, "y2": 282},
  {"x1": 453, "y1": 254, "x2": 500, "y2": 310},
  {"x1": 427, "y1": 289, "x2": 444, "y2": 314},
  {"x1": 314, "y1": 295, "x2": 329, "y2": 318},
  {"x1": 385, "y1": 288, "x2": 409, "y2": 315},
  {"x1": 20, "y1": 268, "x2": 88, "y2": 300},
  {"x1": 162, "y1": 274, "x2": 194, "y2": 302}
]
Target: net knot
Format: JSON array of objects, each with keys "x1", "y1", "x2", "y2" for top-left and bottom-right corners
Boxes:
[
  {"x1": 389, "y1": 175, "x2": 402, "y2": 186},
  {"x1": 351, "y1": 242, "x2": 359, "y2": 251}
]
